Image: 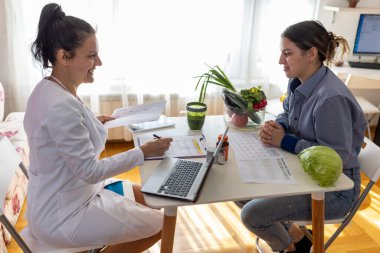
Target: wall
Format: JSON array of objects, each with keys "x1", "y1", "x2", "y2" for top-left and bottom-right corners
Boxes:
[
  {"x1": 317, "y1": 0, "x2": 380, "y2": 126},
  {"x1": 317, "y1": 0, "x2": 380, "y2": 62}
]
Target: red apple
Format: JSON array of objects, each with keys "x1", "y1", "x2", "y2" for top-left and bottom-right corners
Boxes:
[{"x1": 230, "y1": 113, "x2": 248, "y2": 128}]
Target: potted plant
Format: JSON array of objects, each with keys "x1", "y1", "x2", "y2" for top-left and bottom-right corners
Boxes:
[
  {"x1": 195, "y1": 65, "x2": 237, "y2": 103},
  {"x1": 185, "y1": 101, "x2": 207, "y2": 131},
  {"x1": 195, "y1": 65, "x2": 267, "y2": 129},
  {"x1": 185, "y1": 65, "x2": 236, "y2": 131},
  {"x1": 347, "y1": 0, "x2": 359, "y2": 8}
]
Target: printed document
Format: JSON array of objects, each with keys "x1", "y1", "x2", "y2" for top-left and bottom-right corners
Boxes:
[
  {"x1": 229, "y1": 132, "x2": 296, "y2": 184},
  {"x1": 136, "y1": 134, "x2": 207, "y2": 160},
  {"x1": 104, "y1": 100, "x2": 166, "y2": 129}
]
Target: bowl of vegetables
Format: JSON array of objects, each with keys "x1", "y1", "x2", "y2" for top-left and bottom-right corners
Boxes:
[
  {"x1": 222, "y1": 87, "x2": 267, "y2": 129},
  {"x1": 194, "y1": 65, "x2": 267, "y2": 129}
]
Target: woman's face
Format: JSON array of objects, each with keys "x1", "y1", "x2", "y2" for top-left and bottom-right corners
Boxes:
[
  {"x1": 278, "y1": 37, "x2": 311, "y2": 82},
  {"x1": 67, "y1": 34, "x2": 102, "y2": 85}
]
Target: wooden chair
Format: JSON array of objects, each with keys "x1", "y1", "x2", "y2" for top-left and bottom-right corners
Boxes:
[
  {"x1": 0, "y1": 136, "x2": 102, "y2": 253},
  {"x1": 256, "y1": 137, "x2": 380, "y2": 252}
]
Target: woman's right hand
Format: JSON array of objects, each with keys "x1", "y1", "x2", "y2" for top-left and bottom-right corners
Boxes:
[{"x1": 140, "y1": 137, "x2": 173, "y2": 158}]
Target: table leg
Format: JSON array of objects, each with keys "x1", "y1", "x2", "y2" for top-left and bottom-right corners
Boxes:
[
  {"x1": 311, "y1": 192, "x2": 325, "y2": 253},
  {"x1": 160, "y1": 207, "x2": 177, "y2": 253}
]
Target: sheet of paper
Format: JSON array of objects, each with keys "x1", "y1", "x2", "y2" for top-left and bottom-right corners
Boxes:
[
  {"x1": 104, "y1": 100, "x2": 166, "y2": 129},
  {"x1": 229, "y1": 132, "x2": 296, "y2": 184},
  {"x1": 238, "y1": 159, "x2": 296, "y2": 184},
  {"x1": 136, "y1": 134, "x2": 207, "y2": 160},
  {"x1": 229, "y1": 132, "x2": 283, "y2": 160}
]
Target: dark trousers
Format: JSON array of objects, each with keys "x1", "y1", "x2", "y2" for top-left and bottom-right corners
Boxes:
[{"x1": 374, "y1": 116, "x2": 380, "y2": 147}]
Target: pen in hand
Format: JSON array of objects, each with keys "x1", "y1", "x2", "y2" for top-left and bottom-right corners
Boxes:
[{"x1": 153, "y1": 134, "x2": 162, "y2": 139}]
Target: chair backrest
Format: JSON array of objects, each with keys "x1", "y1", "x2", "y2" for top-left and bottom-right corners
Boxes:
[
  {"x1": 0, "y1": 136, "x2": 32, "y2": 252},
  {"x1": 1, "y1": 136, "x2": 98, "y2": 252},
  {"x1": 0, "y1": 136, "x2": 22, "y2": 215},
  {"x1": 359, "y1": 137, "x2": 380, "y2": 182},
  {"x1": 293, "y1": 137, "x2": 380, "y2": 251}
]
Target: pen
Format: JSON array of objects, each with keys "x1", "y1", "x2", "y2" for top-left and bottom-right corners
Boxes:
[
  {"x1": 153, "y1": 134, "x2": 162, "y2": 139},
  {"x1": 200, "y1": 133, "x2": 207, "y2": 150}
]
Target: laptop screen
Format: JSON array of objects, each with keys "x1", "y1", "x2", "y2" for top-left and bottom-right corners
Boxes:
[{"x1": 210, "y1": 126, "x2": 229, "y2": 164}]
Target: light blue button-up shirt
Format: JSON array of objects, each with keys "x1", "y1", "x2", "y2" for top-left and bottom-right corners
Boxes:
[{"x1": 276, "y1": 65, "x2": 367, "y2": 170}]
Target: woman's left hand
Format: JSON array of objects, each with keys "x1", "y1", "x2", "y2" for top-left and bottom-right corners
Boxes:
[
  {"x1": 97, "y1": 115, "x2": 115, "y2": 124},
  {"x1": 259, "y1": 120, "x2": 285, "y2": 147}
]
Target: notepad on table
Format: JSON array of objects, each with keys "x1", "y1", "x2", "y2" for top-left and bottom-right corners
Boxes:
[{"x1": 136, "y1": 134, "x2": 207, "y2": 160}]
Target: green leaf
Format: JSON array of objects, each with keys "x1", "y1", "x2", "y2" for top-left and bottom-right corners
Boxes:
[{"x1": 194, "y1": 64, "x2": 237, "y2": 103}]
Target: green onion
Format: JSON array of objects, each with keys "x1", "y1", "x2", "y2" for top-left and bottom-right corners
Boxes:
[{"x1": 195, "y1": 65, "x2": 237, "y2": 103}]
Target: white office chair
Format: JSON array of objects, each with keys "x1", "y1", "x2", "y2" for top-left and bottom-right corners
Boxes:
[
  {"x1": 0, "y1": 136, "x2": 102, "y2": 253},
  {"x1": 256, "y1": 137, "x2": 380, "y2": 252},
  {"x1": 345, "y1": 74, "x2": 380, "y2": 140}
]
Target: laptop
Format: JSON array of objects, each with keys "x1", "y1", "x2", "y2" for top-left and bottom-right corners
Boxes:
[{"x1": 141, "y1": 126, "x2": 229, "y2": 202}]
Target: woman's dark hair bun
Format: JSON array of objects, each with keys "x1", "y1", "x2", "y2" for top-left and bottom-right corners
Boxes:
[
  {"x1": 38, "y1": 3, "x2": 65, "y2": 32},
  {"x1": 32, "y1": 3, "x2": 95, "y2": 69}
]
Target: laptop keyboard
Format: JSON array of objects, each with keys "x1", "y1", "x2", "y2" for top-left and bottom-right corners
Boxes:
[{"x1": 158, "y1": 160, "x2": 203, "y2": 197}]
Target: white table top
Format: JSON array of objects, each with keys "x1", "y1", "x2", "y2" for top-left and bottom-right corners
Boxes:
[
  {"x1": 355, "y1": 96, "x2": 380, "y2": 114},
  {"x1": 134, "y1": 115, "x2": 354, "y2": 209},
  {"x1": 331, "y1": 64, "x2": 380, "y2": 80}
]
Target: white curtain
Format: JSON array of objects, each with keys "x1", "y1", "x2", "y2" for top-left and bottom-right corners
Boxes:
[
  {"x1": 0, "y1": 0, "x2": 34, "y2": 114},
  {"x1": 0, "y1": 0, "x2": 317, "y2": 117}
]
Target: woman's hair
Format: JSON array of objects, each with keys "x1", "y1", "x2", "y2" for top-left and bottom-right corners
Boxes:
[
  {"x1": 282, "y1": 20, "x2": 349, "y2": 66},
  {"x1": 31, "y1": 3, "x2": 95, "y2": 69}
]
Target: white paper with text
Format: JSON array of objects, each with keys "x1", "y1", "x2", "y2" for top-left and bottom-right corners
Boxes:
[
  {"x1": 229, "y1": 132, "x2": 296, "y2": 184},
  {"x1": 136, "y1": 134, "x2": 206, "y2": 160},
  {"x1": 104, "y1": 100, "x2": 166, "y2": 129}
]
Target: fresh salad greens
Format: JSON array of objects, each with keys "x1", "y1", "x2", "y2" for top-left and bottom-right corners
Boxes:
[
  {"x1": 240, "y1": 87, "x2": 267, "y2": 110},
  {"x1": 298, "y1": 146, "x2": 343, "y2": 187}
]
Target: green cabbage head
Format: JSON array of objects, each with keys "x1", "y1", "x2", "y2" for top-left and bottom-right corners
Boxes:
[{"x1": 298, "y1": 146, "x2": 343, "y2": 187}]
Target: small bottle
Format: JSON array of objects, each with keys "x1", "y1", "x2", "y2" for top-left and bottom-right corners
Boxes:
[{"x1": 216, "y1": 134, "x2": 229, "y2": 164}]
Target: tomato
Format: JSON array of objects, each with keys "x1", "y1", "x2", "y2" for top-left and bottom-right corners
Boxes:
[{"x1": 230, "y1": 113, "x2": 248, "y2": 128}]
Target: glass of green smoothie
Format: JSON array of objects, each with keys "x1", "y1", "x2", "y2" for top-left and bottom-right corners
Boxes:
[{"x1": 186, "y1": 102, "x2": 207, "y2": 130}]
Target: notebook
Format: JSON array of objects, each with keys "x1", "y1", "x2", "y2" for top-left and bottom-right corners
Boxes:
[{"x1": 141, "y1": 126, "x2": 229, "y2": 202}]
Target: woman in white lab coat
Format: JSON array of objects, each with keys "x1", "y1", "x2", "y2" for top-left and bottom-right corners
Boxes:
[{"x1": 24, "y1": 3, "x2": 172, "y2": 252}]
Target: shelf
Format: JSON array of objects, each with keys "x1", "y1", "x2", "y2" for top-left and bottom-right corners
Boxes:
[
  {"x1": 324, "y1": 5, "x2": 380, "y2": 13},
  {"x1": 324, "y1": 5, "x2": 380, "y2": 23}
]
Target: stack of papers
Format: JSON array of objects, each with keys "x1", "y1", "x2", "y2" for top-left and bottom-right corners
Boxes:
[{"x1": 104, "y1": 100, "x2": 166, "y2": 129}]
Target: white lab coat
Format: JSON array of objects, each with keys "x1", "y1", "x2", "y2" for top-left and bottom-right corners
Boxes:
[{"x1": 23, "y1": 79, "x2": 163, "y2": 247}]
